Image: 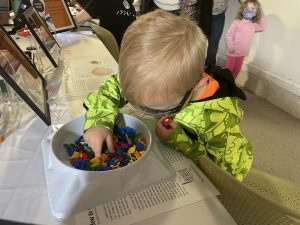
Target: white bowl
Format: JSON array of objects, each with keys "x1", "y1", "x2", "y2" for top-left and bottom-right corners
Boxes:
[
  {"x1": 52, "y1": 113, "x2": 152, "y2": 171},
  {"x1": 45, "y1": 114, "x2": 174, "y2": 221}
]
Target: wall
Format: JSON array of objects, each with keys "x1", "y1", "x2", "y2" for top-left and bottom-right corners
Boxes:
[{"x1": 216, "y1": 0, "x2": 300, "y2": 119}]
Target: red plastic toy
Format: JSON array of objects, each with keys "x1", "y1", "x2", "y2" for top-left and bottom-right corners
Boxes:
[{"x1": 162, "y1": 117, "x2": 171, "y2": 128}]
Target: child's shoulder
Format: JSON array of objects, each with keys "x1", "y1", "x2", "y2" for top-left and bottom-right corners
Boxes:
[
  {"x1": 175, "y1": 97, "x2": 243, "y2": 126},
  {"x1": 182, "y1": 97, "x2": 238, "y2": 113}
]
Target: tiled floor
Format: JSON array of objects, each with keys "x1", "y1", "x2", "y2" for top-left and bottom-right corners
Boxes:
[{"x1": 239, "y1": 90, "x2": 300, "y2": 184}]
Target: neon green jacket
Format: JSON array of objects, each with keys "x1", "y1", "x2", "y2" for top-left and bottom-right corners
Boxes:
[{"x1": 84, "y1": 72, "x2": 253, "y2": 181}]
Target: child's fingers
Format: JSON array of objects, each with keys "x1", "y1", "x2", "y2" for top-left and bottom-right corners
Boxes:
[
  {"x1": 156, "y1": 118, "x2": 168, "y2": 131},
  {"x1": 93, "y1": 140, "x2": 103, "y2": 157},
  {"x1": 155, "y1": 117, "x2": 177, "y2": 141},
  {"x1": 160, "y1": 117, "x2": 177, "y2": 130},
  {"x1": 168, "y1": 119, "x2": 177, "y2": 129},
  {"x1": 156, "y1": 117, "x2": 164, "y2": 128},
  {"x1": 106, "y1": 134, "x2": 115, "y2": 153}
]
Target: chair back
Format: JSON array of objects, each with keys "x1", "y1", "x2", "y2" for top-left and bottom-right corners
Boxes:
[
  {"x1": 90, "y1": 23, "x2": 120, "y2": 62},
  {"x1": 197, "y1": 156, "x2": 300, "y2": 225}
]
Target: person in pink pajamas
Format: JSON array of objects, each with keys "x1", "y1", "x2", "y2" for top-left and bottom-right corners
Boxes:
[{"x1": 225, "y1": 0, "x2": 265, "y2": 79}]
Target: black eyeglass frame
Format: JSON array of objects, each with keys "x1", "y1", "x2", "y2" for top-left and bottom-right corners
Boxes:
[{"x1": 135, "y1": 89, "x2": 192, "y2": 117}]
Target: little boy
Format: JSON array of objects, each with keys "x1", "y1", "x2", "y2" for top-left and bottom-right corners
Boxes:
[{"x1": 83, "y1": 9, "x2": 253, "y2": 181}]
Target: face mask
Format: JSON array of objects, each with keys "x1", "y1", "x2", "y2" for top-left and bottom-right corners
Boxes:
[{"x1": 242, "y1": 8, "x2": 256, "y2": 20}]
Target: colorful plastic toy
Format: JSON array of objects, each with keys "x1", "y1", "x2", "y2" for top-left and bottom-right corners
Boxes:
[{"x1": 64, "y1": 125, "x2": 146, "y2": 171}]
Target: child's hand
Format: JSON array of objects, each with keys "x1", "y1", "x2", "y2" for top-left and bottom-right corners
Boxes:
[
  {"x1": 155, "y1": 117, "x2": 177, "y2": 141},
  {"x1": 84, "y1": 126, "x2": 114, "y2": 157}
]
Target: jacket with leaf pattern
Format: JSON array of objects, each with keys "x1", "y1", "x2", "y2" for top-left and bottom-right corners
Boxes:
[{"x1": 83, "y1": 68, "x2": 253, "y2": 181}]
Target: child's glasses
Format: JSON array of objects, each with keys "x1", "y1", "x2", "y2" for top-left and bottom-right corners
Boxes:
[{"x1": 134, "y1": 89, "x2": 192, "y2": 117}]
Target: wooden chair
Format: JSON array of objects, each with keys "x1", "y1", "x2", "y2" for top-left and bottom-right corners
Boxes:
[
  {"x1": 89, "y1": 23, "x2": 120, "y2": 62},
  {"x1": 197, "y1": 155, "x2": 300, "y2": 225}
]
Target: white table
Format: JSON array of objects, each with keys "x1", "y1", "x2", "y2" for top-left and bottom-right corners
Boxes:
[{"x1": 0, "y1": 31, "x2": 237, "y2": 225}]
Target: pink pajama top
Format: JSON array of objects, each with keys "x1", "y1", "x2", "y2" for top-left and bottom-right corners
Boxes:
[{"x1": 226, "y1": 17, "x2": 266, "y2": 57}]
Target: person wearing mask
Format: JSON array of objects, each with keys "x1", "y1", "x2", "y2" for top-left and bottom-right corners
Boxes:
[
  {"x1": 134, "y1": 0, "x2": 213, "y2": 38},
  {"x1": 225, "y1": 0, "x2": 265, "y2": 79}
]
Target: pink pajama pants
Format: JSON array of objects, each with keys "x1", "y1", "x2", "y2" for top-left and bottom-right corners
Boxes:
[{"x1": 225, "y1": 55, "x2": 245, "y2": 79}]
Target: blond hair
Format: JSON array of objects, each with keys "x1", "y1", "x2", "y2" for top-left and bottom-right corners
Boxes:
[
  {"x1": 236, "y1": 0, "x2": 263, "y2": 23},
  {"x1": 119, "y1": 9, "x2": 207, "y2": 109}
]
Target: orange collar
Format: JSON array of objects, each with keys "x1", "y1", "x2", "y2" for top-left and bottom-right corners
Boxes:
[{"x1": 197, "y1": 72, "x2": 220, "y2": 100}]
